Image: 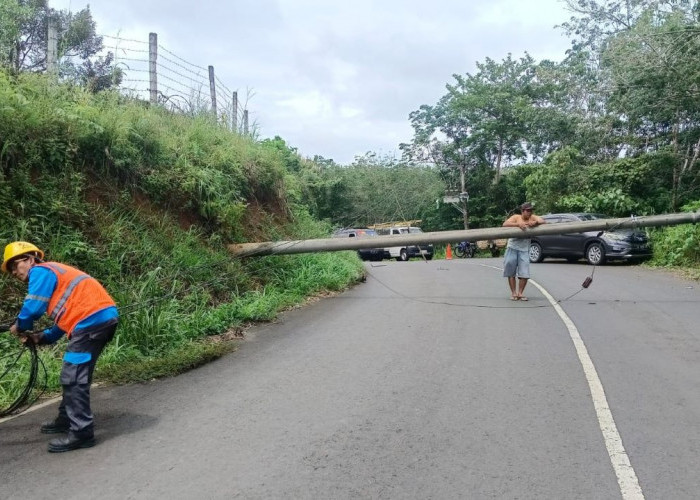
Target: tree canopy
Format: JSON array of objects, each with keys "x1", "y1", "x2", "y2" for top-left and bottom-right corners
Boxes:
[
  {"x1": 398, "y1": 0, "x2": 700, "y2": 224},
  {"x1": 0, "y1": 0, "x2": 121, "y2": 91}
]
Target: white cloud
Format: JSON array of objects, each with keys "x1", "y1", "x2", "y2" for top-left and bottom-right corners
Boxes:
[
  {"x1": 49, "y1": 0, "x2": 573, "y2": 164},
  {"x1": 275, "y1": 91, "x2": 332, "y2": 118}
]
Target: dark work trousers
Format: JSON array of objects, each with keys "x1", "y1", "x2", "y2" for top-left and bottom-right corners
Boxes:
[{"x1": 57, "y1": 321, "x2": 117, "y2": 437}]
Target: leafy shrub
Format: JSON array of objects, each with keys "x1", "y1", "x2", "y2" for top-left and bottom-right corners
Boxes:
[{"x1": 650, "y1": 201, "x2": 700, "y2": 267}]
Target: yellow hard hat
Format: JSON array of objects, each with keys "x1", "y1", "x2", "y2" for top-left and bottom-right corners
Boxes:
[{"x1": 1, "y1": 241, "x2": 44, "y2": 273}]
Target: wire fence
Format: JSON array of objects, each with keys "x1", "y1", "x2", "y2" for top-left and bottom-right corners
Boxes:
[{"x1": 101, "y1": 32, "x2": 250, "y2": 134}]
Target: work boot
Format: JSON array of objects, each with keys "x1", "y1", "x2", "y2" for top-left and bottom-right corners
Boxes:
[
  {"x1": 40, "y1": 417, "x2": 70, "y2": 434},
  {"x1": 47, "y1": 432, "x2": 95, "y2": 453}
]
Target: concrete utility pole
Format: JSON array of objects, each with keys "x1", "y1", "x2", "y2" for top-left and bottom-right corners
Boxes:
[
  {"x1": 208, "y1": 65, "x2": 217, "y2": 116},
  {"x1": 149, "y1": 33, "x2": 158, "y2": 105},
  {"x1": 231, "y1": 91, "x2": 238, "y2": 132},
  {"x1": 46, "y1": 18, "x2": 58, "y2": 73},
  {"x1": 229, "y1": 212, "x2": 700, "y2": 257},
  {"x1": 459, "y1": 164, "x2": 468, "y2": 230}
]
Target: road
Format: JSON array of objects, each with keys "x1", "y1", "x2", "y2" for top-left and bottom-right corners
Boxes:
[{"x1": 1, "y1": 258, "x2": 699, "y2": 499}]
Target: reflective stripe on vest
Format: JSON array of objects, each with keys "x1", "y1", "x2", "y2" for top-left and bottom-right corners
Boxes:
[
  {"x1": 37, "y1": 262, "x2": 116, "y2": 337},
  {"x1": 51, "y1": 274, "x2": 90, "y2": 321},
  {"x1": 42, "y1": 262, "x2": 66, "y2": 275}
]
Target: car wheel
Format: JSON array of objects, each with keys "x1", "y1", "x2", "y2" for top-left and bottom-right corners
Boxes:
[
  {"x1": 586, "y1": 242, "x2": 605, "y2": 265},
  {"x1": 425, "y1": 255, "x2": 433, "y2": 261},
  {"x1": 529, "y1": 242, "x2": 543, "y2": 263},
  {"x1": 398, "y1": 249, "x2": 409, "y2": 261}
]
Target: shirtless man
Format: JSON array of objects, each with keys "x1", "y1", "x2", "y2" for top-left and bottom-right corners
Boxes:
[{"x1": 502, "y1": 202, "x2": 546, "y2": 301}]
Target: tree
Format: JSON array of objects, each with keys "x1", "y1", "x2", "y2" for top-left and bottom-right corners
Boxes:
[
  {"x1": 403, "y1": 54, "x2": 576, "y2": 227},
  {"x1": 294, "y1": 152, "x2": 444, "y2": 229},
  {"x1": 0, "y1": 0, "x2": 33, "y2": 70},
  {"x1": 0, "y1": 1, "x2": 121, "y2": 91},
  {"x1": 561, "y1": 0, "x2": 700, "y2": 209},
  {"x1": 72, "y1": 52, "x2": 122, "y2": 92},
  {"x1": 602, "y1": 11, "x2": 700, "y2": 208}
]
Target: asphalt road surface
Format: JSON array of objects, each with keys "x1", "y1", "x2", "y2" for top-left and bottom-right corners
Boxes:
[{"x1": 1, "y1": 258, "x2": 699, "y2": 499}]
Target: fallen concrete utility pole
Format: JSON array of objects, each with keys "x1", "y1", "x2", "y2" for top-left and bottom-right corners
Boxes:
[{"x1": 229, "y1": 211, "x2": 700, "y2": 257}]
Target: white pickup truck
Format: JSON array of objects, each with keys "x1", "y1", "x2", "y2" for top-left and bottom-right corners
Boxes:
[{"x1": 374, "y1": 225, "x2": 434, "y2": 261}]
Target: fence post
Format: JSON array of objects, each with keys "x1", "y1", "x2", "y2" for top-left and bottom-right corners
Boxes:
[
  {"x1": 231, "y1": 91, "x2": 238, "y2": 132},
  {"x1": 208, "y1": 66, "x2": 217, "y2": 116},
  {"x1": 149, "y1": 33, "x2": 158, "y2": 105},
  {"x1": 243, "y1": 109, "x2": 249, "y2": 135},
  {"x1": 47, "y1": 17, "x2": 58, "y2": 73}
]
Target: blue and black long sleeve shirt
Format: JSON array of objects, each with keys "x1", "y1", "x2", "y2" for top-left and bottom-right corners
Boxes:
[{"x1": 16, "y1": 266, "x2": 119, "y2": 344}]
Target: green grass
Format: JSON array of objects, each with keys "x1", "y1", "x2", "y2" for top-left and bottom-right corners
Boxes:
[
  {"x1": 96, "y1": 339, "x2": 238, "y2": 384},
  {"x1": 0, "y1": 72, "x2": 365, "y2": 406}
]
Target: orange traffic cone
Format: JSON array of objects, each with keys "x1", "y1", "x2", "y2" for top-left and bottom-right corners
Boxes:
[{"x1": 446, "y1": 243, "x2": 453, "y2": 260}]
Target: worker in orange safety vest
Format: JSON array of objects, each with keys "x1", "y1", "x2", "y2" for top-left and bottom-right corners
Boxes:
[{"x1": 3, "y1": 241, "x2": 119, "y2": 453}]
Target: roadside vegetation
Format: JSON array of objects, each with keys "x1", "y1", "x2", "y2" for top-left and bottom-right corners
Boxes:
[
  {"x1": 0, "y1": 72, "x2": 363, "y2": 405},
  {"x1": 2, "y1": 1, "x2": 700, "y2": 407}
]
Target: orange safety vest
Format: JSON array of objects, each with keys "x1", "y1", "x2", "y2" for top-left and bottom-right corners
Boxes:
[{"x1": 37, "y1": 262, "x2": 116, "y2": 337}]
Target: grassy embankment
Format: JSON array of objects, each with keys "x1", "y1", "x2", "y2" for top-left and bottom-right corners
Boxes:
[{"x1": 0, "y1": 72, "x2": 364, "y2": 406}]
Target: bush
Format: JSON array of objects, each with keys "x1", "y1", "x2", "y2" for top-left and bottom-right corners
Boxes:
[{"x1": 650, "y1": 201, "x2": 700, "y2": 267}]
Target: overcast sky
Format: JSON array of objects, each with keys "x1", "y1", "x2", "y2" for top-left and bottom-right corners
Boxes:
[{"x1": 50, "y1": 0, "x2": 574, "y2": 165}]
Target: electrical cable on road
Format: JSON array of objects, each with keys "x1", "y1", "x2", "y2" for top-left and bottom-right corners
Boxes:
[{"x1": 365, "y1": 263, "x2": 596, "y2": 310}]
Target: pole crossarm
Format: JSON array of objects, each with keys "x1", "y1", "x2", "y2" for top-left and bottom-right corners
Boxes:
[{"x1": 229, "y1": 212, "x2": 700, "y2": 258}]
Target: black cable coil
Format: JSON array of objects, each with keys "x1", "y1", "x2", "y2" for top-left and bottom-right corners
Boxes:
[{"x1": 0, "y1": 324, "x2": 47, "y2": 417}]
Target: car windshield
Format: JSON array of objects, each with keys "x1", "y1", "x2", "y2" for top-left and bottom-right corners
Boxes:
[
  {"x1": 399, "y1": 227, "x2": 423, "y2": 234},
  {"x1": 577, "y1": 213, "x2": 609, "y2": 221}
]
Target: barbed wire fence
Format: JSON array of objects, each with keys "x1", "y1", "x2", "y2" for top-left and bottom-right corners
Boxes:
[{"x1": 101, "y1": 32, "x2": 253, "y2": 135}]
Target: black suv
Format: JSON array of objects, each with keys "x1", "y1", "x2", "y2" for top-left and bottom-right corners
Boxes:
[{"x1": 529, "y1": 213, "x2": 652, "y2": 265}]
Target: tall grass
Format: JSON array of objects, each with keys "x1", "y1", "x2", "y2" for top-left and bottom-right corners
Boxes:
[
  {"x1": 649, "y1": 201, "x2": 700, "y2": 270},
  {"x1": 0, "y1": 71, "x2": 365, "y2": 405}
]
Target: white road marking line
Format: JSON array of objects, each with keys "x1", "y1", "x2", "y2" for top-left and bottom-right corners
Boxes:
[
  {"x1": 0, "y1": 381, "x2": 103, "y2": 425},
  {"x1": 529, "y1": 279, "x2": 645, "y2": 500},
  {"x1": 0, "y1": 396, "x2": 60, "y2": 424},
  {"x1": 477, "y1": 262, "x2": 644, "y2": 499}
]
